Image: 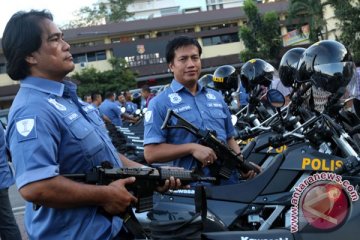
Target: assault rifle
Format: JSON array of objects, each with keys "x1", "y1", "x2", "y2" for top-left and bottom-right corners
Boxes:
[
  {"x1": 161, "y1": 109, "x2": 260, "y2": 180},
  {"x1": 64, "y1": 166, "x2": 215, "y2": 213}
]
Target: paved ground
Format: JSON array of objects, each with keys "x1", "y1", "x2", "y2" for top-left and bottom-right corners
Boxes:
[
  {"x1": 14, "y1": 213, "x2": 28, "y2": 240},
  {"x1": 8, "y1": 185, "x2": 28, "y2": 240}
]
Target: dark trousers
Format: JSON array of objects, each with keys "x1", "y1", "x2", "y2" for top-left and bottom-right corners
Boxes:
[{"x1": 0, "y1": 188, "x2": 22, "y2": 240}]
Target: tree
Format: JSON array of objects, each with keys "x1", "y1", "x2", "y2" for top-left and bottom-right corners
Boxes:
[
  {"x1": 288, "y1": 0, "x2": 328, "y2": 42},
  {"x1": 62, "y1": 0, "x2": 134, "y2": 28},
  {"x1": 239, "y1": 0, "x2": 281, "y2": 62},
  {"x1": 72, "y1": 57, "x2": 137, "y2": 98},
  {"x1": 326, "y1": 0, "x2": 360, "y2": 63}
]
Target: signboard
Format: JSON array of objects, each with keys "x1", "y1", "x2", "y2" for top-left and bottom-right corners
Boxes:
[
  {"x1": 282, "y1": 25, "x2": 310, "y2": 47},
  {"x1": 113, "y1": 39, "x2": 168, "y2": 67}
]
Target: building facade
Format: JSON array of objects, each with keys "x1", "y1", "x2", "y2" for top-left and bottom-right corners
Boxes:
[{"x1": 0, "y1": 0, "x2": 340, "y2": 108}]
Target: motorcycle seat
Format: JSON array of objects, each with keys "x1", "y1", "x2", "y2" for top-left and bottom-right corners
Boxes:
[{"x1": 205, "y1": 153, "x2": 284, "y2": 203}]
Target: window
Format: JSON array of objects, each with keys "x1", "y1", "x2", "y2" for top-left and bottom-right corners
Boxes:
[
  {"x1": 73, "y1": 54, "x2": 86, "y2": 64},
  {"x1": 71, "y1": 41, "x2": 99, "y2": 48},
  {"x1": 72, "y1": 51, "x2": 106, "y2": 63},
  {"x1": 95, "y1": 51, "x2": 106, "y2": 61},
  {"x1": 201, "y1": 23, "x2": 237, "y2": 31},
  {"x1": 87, "y1": 52, "x2": 96, "y2": 62},
  {"x1": 156, "y1": 30, "x2": 175, "y2": 37},
  {"x1": 202, "y1": 33, "x2": 239, "y2": 46},
  {"x1": 161, "y1": 7, "x2": 179, "y2": 16}
]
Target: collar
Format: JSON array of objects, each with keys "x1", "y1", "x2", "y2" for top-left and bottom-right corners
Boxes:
[
  {"x1": 21, "y1": 76, "x2": 76, "y2": 97},
  {"x1": 170, "y1": 79, "x2": 206, "y2": 94}
]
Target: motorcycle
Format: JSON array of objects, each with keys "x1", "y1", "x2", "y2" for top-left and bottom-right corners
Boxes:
[{"x1": 136, "y1": 89, "x2": 360, "y2": 240}]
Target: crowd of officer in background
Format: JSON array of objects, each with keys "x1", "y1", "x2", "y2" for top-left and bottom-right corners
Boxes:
[{"x1": 79, "y1": 84, "x2": 156, "y2": 127}]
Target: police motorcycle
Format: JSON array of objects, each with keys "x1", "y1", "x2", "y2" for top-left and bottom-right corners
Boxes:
[
  {"x1": 211, "y1": 60, "x2": 290, "y2": 164},
  {"x1": 133, "y1": 41, "x2": 360, "y2": 240},
  {"x1": 233, "y1": 49, "x2": 308, "y2": 166},
  {"x1": 215, "y1": 62, "x2": 275, "y2": 130}
]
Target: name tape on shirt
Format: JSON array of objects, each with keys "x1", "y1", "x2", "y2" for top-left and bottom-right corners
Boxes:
[
  {"x1": 82, "y1": 104, "x2": 95, "y2": 112},
  {"x1": 173, "y1": 105, "x2": 191, "y2": 113},
  {"x1": 16, "y1": 117, "x2": 37, "y2": 142},
  {"x1": 207, "y1": 102, "x2": 223, "y2": 108}
]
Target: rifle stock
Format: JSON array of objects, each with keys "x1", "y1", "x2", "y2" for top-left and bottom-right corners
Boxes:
[
  {"x1": 64, "y1": 167, "x2": 215, "y2": 213},
  {"x1": 162, "y1": 109, "x2": 260, "y2": 179}
]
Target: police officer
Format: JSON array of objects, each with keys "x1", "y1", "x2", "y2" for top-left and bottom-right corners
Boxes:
[
  {"x1": 99, "y1": 91, "x2": 123, "y2": 127},
  {"x1": 0, "y1": 123, "x2": 22, "y2": 240},
  {"x1": 124, "y1": 91, "x2": 138, "y2": 115},
  {"x1": 141, "y1": 85, "x2": 155, "y2": 108},
  {"x1": 143, "y1": 36, "x2": 258, "y2": 184},
  {"x1": 2, "y1": 10, "x2": 179, "y2": 240}
]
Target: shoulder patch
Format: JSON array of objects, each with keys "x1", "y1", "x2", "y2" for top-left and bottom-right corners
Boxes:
[
  {"x1": 145, "y1": 110, "x2": 153, "y2": 123},
  {"x1": 15, "y1": 117, "x2": 37, "y2": 141}
]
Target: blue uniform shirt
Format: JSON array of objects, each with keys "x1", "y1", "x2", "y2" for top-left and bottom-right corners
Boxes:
[
  {"x1": 0, "y1": 124, "x2": 15, "y2": 189},
  {"x1": 125, "y1": 101, "x2": 137, "y2": 115},
  {"x1": 144, "y1": 79, "x2": 238, "y2": 184},
  {"x1": 99, "y1": 99, "x2": 122, "y2": 126},
  {"x1": 6, "y1": 77, "x2": 123, "y2": 240}
]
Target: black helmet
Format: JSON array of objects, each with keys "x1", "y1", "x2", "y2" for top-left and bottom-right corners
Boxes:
[
  {"x1": 198, "y1": 74, "x2": 215, "y2": 89},
  {"x1": 279, "y1": 47, "x2": 306, "y2": 87},
  {"x1": 296, "y1": 40, "x2": 355, "y2": 94},
  {"x1": 212, "y1": 65, "x2": 239, "y2": 92},
  {"x1": 240, "y1": 58, "x2": 274, "y2": 93}
]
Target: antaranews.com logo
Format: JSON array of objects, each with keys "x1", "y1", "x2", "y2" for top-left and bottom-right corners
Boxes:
[{"x1": 290, "y1": 172, "x2": 359, "y2": 233}]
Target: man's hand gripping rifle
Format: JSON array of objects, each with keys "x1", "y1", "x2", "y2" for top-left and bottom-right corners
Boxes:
[
  {"x1": 64, "y1": 166, "x2": 215, "y2": 213},
  {"x1": 161, "y1": 109, "x2": 260, "y2": 180}
]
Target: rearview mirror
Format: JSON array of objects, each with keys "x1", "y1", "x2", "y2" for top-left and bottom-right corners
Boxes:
[{"x1": 267, "y1": 89, "x2": 285, "y2": 109}]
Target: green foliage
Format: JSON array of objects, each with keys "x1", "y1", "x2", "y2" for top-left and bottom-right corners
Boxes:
[
  {"x1": 63, "y1": 0, "x2": 134, "y2": 28},
  {"x1": 326, "y1": 0, "x2": 360, "y2": 63},
  {"x1": 239, "y1": 0, "x2": 281, "y2": 62},
  {"x1": 288, "y1": 0, "x2": 328, "y2": 42},
  {"x1": 72, "y1": 57, "x2": 137, "y2": 98}
]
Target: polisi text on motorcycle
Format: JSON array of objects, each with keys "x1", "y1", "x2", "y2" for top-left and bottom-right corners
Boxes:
[{"x1": 301, "y1": 157, "x2": 343, "y2": 171}]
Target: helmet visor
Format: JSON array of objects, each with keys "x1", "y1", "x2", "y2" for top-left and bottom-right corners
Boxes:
[{"x1": 312, "y1": 62, "x2": 355, "y2": 93}]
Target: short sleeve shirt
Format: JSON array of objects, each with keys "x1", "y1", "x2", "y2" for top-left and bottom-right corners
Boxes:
[
  {"x1": 144, "y1": 79, "x2": 238, "y2": 184},
  {"x1": 271, "y1": 76, "x2": 292, "y2": 97},
  {"x1": 125, "y1": 101, "x2": 137, "y2": 114},
  {"x1": 99, "y1": 99, "x2": 122, "y2": 126},
  {"x1": 6, "y1": 77, "x2": 123, "y2": 240}
]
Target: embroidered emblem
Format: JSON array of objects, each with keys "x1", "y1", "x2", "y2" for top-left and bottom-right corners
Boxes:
[
  {"x1": 16, "y1": 119, "x2": 35, "y2": 137},
  {"x1": 168, "y1": 93, "x2": 182, "y2": 104},
  {"x1": 206, "y1": 93, "x2": 216, "y2": 100}
]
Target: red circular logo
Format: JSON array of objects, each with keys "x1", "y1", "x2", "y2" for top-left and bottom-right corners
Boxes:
[{"x1": 301, "y1": 182, "x2": 349, "y2": 230}]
